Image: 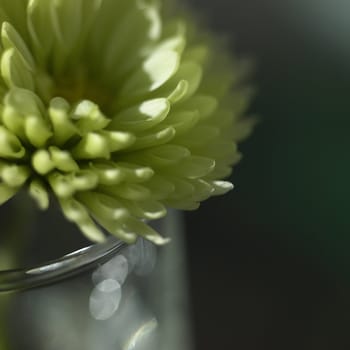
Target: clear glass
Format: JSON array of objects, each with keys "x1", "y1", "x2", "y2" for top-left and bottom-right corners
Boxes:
[{"x1": 0, "y1": 197, "x2": 192, "y2": 350}]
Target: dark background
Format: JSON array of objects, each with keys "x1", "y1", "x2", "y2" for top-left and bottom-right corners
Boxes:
[{"x1": 185, "y1": 1, "x2": 350, "y2": 349}]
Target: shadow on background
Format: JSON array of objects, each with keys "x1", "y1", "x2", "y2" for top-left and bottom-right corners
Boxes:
[{"x1": 185, "y1": 1, "x2": 350, "y2": 349}]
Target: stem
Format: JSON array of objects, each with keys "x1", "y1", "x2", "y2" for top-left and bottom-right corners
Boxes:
[
  {"x1": 0, "y1": 192, "x2": 37, "y2": 349},
  {"x1": 0, "y1": 295, "x2": 11, "y2": 350}
]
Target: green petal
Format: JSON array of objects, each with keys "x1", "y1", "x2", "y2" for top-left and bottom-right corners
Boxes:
[
  {"x1": 78, "y1": 192, "x2": 127, "y2": 221},
  {"x1": 71, "y1": 170, "x2": 99, "y2": 192},
  {"x1": 31, "y1": 149, "x2": 55, "y2": 175},
  {"x1": 29, "y1": 178, "x2": 49, "y2": 209},
  {"x1": 143, "y1": 174, "x2": 175, "y2": 200},
  {"x1": 100, "y1": 130, "x2": 136, "y2": 153},
  {"x1": 102, "y1": 183, "x2": 151, "y2": 201},
  {"x1": 1, "y1": 164, "x2": 30, "y2": 187},
  {"x1": 0, "y1": 125, "x2": 25, "y2": 158},
  {"x1": 71, "y1": 100, "x2": 110, "y2": 134},
  {"x1": 77, "y1": 192, "x2": 137, "y2": 243},
  {"x1": 48, "y1": 97, "x2": 78, "y2": 145},
  {"x1": 49, "y1": 146, "x2": 79, "y2": 172},
  {"x1": 128, "y1": 126, "x2": 175, "y2": 151},
  {"x1": 121, "y1": 216, "x2": 170, "y2": 245},
  {"x1": 59, "y1": 197, "x2": 105, "y2": 242},
  {"x1": 24, "y1": 114, "x2": 52, "y2": 148},
  {"x1": 88, "y1": 161, "x2": 125, "y2": 185},
  {"x1": 48, "y1": 172, "x2": 75, "y2": 198},
  {"x1": 0, "y1": 183, "x2": 18, "y2": 205},
  {"x1": 124, "y1": 198, "x2": 167, "y2": 220}
]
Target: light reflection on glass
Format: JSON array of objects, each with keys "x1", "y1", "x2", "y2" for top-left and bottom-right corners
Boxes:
[{"x1": 123, "y1": 318, "x2": 158, "y2": 350}]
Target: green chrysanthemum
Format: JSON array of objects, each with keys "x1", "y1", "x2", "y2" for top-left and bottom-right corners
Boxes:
[{"x1": 0, "y1": 0, "x2": 253, "y2": 244}]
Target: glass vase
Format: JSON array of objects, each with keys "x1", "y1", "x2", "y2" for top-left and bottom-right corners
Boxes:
[{"x1": 0, "y1": 196, "x2": 192, "y2": 350}]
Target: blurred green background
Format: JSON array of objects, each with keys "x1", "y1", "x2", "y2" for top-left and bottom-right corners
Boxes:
[{"x1": 185, "y1": 1, "x2": 350, "y2": 349}]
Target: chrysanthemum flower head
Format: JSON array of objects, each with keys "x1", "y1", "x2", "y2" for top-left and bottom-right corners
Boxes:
[{"x1": 0, "y1": 0, "x2": 254, "y2": 244}]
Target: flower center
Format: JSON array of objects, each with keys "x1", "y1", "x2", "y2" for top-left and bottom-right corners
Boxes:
[{"x1": 49, "y1": 66, "x2": 116, "y2": 116}]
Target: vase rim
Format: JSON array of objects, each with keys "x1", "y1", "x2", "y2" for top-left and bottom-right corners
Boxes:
[{"x1": 0, "y1": 236, "x2": 127, "y2": 292}]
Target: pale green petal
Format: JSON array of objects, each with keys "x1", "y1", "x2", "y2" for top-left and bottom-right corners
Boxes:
[
  {"x1": 109, "y1": 98, "x2": 170, "y2": 131},
  {"x1": 164, "y1": 198, "x2": 199, "y2": 211},
  {"x1": 4, "y1": 86, "x2": 44, "y2": 114},
  {"x1": 143, "y1": 174, "x2": 175, "y2": 200},
  {"x1": 189, "y1": 179, "x2": 215, "y2": 201},
  {"x1": 167, "y1": 80, "x2": 189, "y2": 103},
  {"x1": 111, "y1": 162, "x2": 154, "y2": 183},
  {"x1": 124, "y1": 198, "x2": 167, "y2": 220},
  {"x1": 128, "y1": 126, "x2": 175, "y2": 150},
  {"x1": 120, "y1": 49, "x2": 180, "y2": 98},
  {"x1": 71, "y1": 132, "x2": 110, "y2": 160},
  {"x1": 51, "y1": 0, "x2": 82, "y2": 50},
  {"x1": 1, "y1": 48, "x2": 34, "y2": 89},
  {"x1": 178, "y1": 95, "x2": 218, "y2": 120},
  {"x1": 175, "y1": 126, "x2": 219, "y2": 148},
  {"x1": 77, "y1": 192, "x2": 137, "y2": 243},
  {"x1": 0, "y1": 0, "x2": 27, "y2": 37},
  {"x1": 102, "y1": 183, "x2": 151, "y2": 201},
  {"x1": 1, "y1": 21, "x2": 35, "y2": 72},
  {"x1": 162, "y1": 110, "x2": 199, "y2": 135},
  {"x1": 102, "y1": 3, "x2": 161, "y2": 75},
  {"x1": 120, "y1": 216, "x2": 170, "y2": 245},
  {"x1": 211, "y1": 181, "x2": 234, "y2": 196},
  {"x1": 157, "y1": 61, "x2": 202, "y2": 102},
  {"x1": 166, "y1": 177, "x2": 194, "y2": 200},
  {"x1": 169, "y1": 156, "x2": 215, "y2": 179},
  {"x1": 27, "y1": 0, "x2": 54, "y2": 63},
  {"x1": 129, "y1": 144, "x2": 191, "y2": 167}
]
